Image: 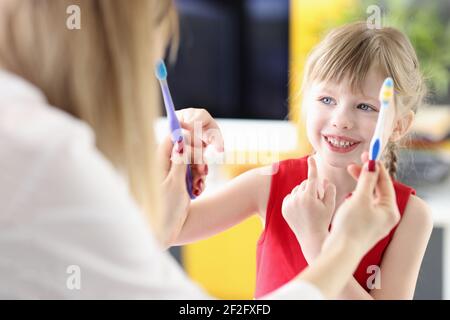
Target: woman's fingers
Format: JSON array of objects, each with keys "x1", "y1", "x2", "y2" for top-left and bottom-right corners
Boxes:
[
  {"x1": 375, "y1": 162, "x2": 396, "y2": 205},
  {"x1": 353, "y1": 160, "x2": 380, "y2": 200},
  {"x1": 168, "y1": 141, "x2": 190, "y2": 180},
  {"x1": 158, "y1": 134, "x2": 176, "y2": 177}
]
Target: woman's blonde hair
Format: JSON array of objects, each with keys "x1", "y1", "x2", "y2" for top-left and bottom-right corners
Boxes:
[
  {"x1": 302, "y1": 21, "x2": 426, "y2": 178},
  {"x1": 0, "y1": 0, "x2": 178, "y2": 239}
]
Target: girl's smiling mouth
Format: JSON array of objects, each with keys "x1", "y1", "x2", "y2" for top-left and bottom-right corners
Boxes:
[{"x1": 322, "y1": 134, "x2": 361, "y2": 153}]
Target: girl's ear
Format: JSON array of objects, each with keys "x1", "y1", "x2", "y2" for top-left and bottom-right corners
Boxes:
[{"x1": 391, "y1": 110, "x2": 415, "y2": 142}]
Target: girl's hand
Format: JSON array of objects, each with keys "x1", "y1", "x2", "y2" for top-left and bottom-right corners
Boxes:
[
  {"x1": 159, "y1": 108, "x2": 224, "y2": 197},
  {"x1": 157, "y1": 108, "x2": 224, "y2": 247},
  {"x1": 282, "y1": 156, "x2": 336, "y2": 263}
]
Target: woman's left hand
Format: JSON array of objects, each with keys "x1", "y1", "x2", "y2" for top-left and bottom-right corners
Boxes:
[
  {"x1": 282, "y1": 156, "x2": 336, "y2": 263},
  {"x1": 157, "y1": 108, "x2": 224, "y2": 247}
]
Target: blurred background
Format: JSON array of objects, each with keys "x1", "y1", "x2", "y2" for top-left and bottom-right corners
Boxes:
[{"x1": 163, "y1": 0, "x2": 450, "y2": 299}]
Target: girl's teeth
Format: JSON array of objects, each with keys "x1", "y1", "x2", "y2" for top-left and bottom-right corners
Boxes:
[{"x1": 326, "y1": 137, "x2": 356, "y2": 148}]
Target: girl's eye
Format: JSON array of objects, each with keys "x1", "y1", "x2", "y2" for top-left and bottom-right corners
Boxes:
[
  {"x1": 357, "y1": 103, "x2": 376, "y2": 112},
  {"x1": 319, "y1": 97, "x2": 335, "y2": 105}
]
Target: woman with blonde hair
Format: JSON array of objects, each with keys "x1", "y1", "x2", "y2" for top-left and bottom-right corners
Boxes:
[{"x1": 0, "y1": 0, "x2": 403, "y2": 299}]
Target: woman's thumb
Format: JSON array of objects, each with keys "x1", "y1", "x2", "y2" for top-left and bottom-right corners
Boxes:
[
  {"x1": 353, "y1": 161, "x2": 379, "y2": 198},
  {"x1": 168, "y1": 142, "x2": 189, "y2": 179}
]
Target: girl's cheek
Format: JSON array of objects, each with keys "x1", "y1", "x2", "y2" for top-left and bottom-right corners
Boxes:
[
  {"x1": 306, "y1": 109, "x2": 327, "y2": 148},
  {"x1": 357, "y1": 114, "x2": 378, "y2": 142},
  {"x1": 305, "y1": 109, "x2": 319, "y2": 132},
  {"x1": 311, "y1": 107, "x2": 330, "y2": 133},
  {"x1": 306, "y1": 102, "x2": 325, "y2": 123}
]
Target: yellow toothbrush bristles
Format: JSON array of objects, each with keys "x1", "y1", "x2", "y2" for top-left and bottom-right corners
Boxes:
[{"x1": 380, "y1": 77, "x2": 394, "y2": 104}]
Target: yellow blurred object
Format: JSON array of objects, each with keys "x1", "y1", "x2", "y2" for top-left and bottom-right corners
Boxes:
[
  {"x1": 290, "y1": 0, "x2": 356, "y2": 156},
  {"x1": 412, "y1": 106, "x2": 450, "y2": 142},
  {"x1": 183, "y1": 215, "x2": 262, "y2": 299},
  {"x1": 182, "y1": 0, "x2": 357, "y2": 299}
]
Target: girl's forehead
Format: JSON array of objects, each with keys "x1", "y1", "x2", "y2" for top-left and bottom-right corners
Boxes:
[
  {"x1": 308, "y1": 64, "x2": 387, "y2": 100},
  {"x1": 310, "y1": 76, "x2": 383, "y2": 103}
]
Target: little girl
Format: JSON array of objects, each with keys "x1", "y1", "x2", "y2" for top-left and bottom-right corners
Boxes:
[{"x1": 171, "y1": 22, "x2": 433, "y2": 299}]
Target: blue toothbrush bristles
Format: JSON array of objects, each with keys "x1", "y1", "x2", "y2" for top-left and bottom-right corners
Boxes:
[{"x1": 155, "y1": 59, "x2": 168, "y2": 80}]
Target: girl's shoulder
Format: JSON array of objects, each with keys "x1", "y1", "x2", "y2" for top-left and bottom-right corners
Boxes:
[
  {"x1": 385, "y1": 191, "x2": 433, "y2": 260},
  {"x1": 391, "y1": 180, "x2": 432, "y2": 234},
  {"x1": 401, "y1": 193, "x2": 433, "y2": 230},
  {"x1": 392, "y1": 180, "x2": 416, "y2": 214},
  {"x1": 392, "y1": 180, "x2": 416, "y2": 195}
]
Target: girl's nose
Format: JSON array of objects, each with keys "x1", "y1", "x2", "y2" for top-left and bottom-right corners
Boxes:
[{"x1": 331, "y1": 108, "x2": 354, "y2": 130}]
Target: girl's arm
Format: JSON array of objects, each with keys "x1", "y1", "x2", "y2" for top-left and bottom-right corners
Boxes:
[
  {"x1": 370, "y1": 195, "x2": 433, "y2": 299},
  {"x1": 171, "y1": 166, "x2": 272, "y2": 246},
  {"x1": 337, "y1": 195, "x2": 433, "y2": 299}
]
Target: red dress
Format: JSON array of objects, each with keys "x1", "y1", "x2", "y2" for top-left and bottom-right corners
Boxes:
[{"x1": 255, "y1": 156, "x2": 415, "y2": 298}]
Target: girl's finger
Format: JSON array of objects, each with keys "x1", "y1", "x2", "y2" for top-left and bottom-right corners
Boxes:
[
  {"x1": 299, "y1": 180, "x2": 308, "y2": 194},
  {"x1": 193, "y1": 177, "x2": 205, "y2": 197},
  {"x1": 196, "y1": 163, "x2": 208, "y2": 175},
  {"x1": 282, "y1": 194, "x2": 292, "y2": 213},
  {"x1": 190, "y1": 145, "x2": 207, "y2": 166},
  {"x1": 361, "y1": 151, "x2": 369, "y2": 163},
  {"x1": 307, "y1": 156, "x2": 318, "y2": 180},
  {"x1": 181, "y1": 128, "x2": 204, "y2": 151},
  {"x1": 306, "y1": 156, "x2": 319, "y2": 195},
  {"x1": 177, "y1": 108, "x2": 225, "y2": 152},
  {"x1": 347, "y1": 163, "x2": 362, "y2": 181},
  {"x1": 317, "y1": 179, "x2": 327, "y2": 200},
  {"x1": 190, "y1": 166, "x2": 204, "y2": 182},
  {"x1": 346, "y1": 151, "x2": 369, "y2": 181},
  {"x1": 291, "y1": 185, "x2": 301, "y2": 195},
  {"x1": 291, "y1": 180, "x2": 307, "y2": 201},
  {"x1": 323, "y1": 182, "x2": 336, "y2": 210},
  {"x1": 292, "y1": 180, "x2": 306, "y2": 196},
  {"x1": 300, "y1": 179, "x2": 307, "y2": 192}
]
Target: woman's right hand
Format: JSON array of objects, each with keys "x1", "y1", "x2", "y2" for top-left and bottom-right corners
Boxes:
[{"x1": 324, "y1": 154, "x2": 400, "y2": 255}]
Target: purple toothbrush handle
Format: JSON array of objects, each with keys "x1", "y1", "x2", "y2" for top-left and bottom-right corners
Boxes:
[{"x1": 186, "y1": 165, "x2": 196, "y2": 200}]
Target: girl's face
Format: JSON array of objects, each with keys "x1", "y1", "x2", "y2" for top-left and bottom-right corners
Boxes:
[{"x1": 304, "y1": 67, "x2": 396, "y2": 168}]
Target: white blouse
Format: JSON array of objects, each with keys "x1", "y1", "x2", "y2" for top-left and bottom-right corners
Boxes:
[{"x1": 0, "y1": 70, "x2": 323, "y2": 300}]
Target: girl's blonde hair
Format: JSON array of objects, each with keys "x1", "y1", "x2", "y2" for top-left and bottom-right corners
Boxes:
[
  {"x1": 302, "y1": 21, "x2": 426, "y2": 178},
  {"x1": 0, "y1": 0, "x2": 178, "y2": 240}
]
